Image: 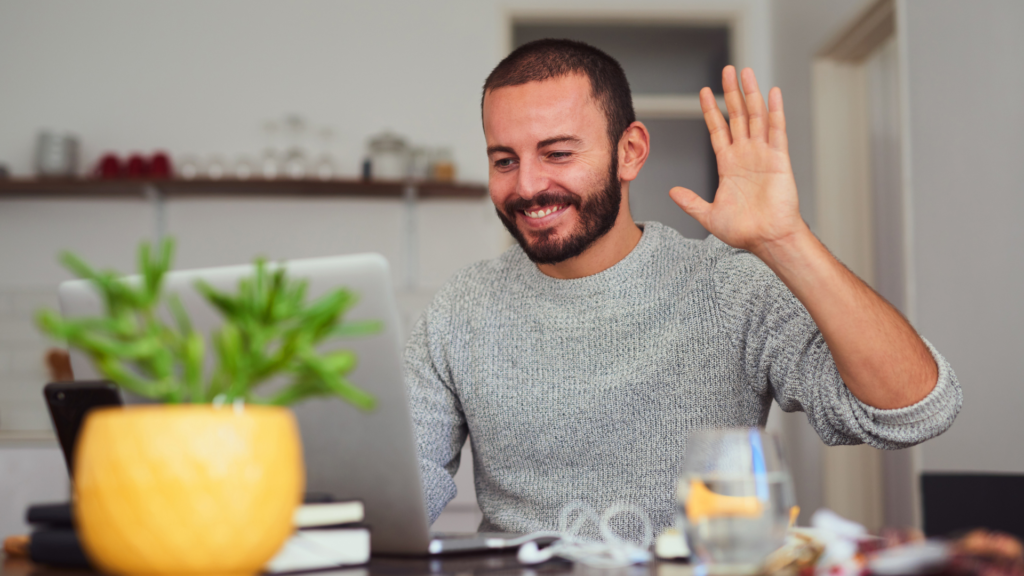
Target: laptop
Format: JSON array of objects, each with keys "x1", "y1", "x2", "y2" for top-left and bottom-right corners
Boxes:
[{"x1": 58, "y1": 253, "x2": 522, "y2": 555}]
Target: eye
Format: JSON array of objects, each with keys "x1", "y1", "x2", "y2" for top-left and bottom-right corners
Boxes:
[
  {"x1": 494, "y1": 158, "x2": 516, "y2": 169},
  {"x1": 548, "y1": 151, "x2": 572, "y2": 160}
]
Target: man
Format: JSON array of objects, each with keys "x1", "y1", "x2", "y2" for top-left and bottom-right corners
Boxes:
[{"x1": 404, "y1": 39, "x2": 961, "y2": 538}]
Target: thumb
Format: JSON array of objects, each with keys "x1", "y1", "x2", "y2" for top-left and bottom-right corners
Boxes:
[{"x1": 669, "y1": 186, "x2": 712, "y2": 228}]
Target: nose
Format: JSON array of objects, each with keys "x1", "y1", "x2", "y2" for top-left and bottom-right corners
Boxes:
[{"x1": 515, "y1": 156, "x2": 550, "y2": 202}]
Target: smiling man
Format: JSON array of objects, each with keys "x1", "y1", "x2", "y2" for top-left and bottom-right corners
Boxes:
[{"x1": 404, "y1": 39, "x2": 961, "y2": 538}]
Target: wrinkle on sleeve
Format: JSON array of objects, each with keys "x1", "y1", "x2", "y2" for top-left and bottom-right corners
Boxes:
[
  {"x1": 403, "y1": 299, "x2": 468, "y2": 523},
  {"x1": 711, "y1": 245, "x2": 962, "y2": 450}
]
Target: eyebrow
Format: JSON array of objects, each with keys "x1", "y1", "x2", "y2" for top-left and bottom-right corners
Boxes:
[
  {"x1": 486, "y1": 145, "x2": 515, "y2": 156},
  {"x1": 486, "y1": 135, "x2": 583, "y2": 157},
  {"x1": 537, "y1": 135, "x2": 582, "y2": 148}
]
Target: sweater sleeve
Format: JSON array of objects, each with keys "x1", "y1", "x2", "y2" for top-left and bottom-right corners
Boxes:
[
  {"x1": 403, "y1": 302, "x2": 469, "y2": 524},
  {"x1": 711, "y1": 245, "x2": 962, "y2": 449}
]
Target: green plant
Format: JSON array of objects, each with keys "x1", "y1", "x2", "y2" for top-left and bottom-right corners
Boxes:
[{"x1": 36, "y1": 238, "x2": 380, "y2": 409}]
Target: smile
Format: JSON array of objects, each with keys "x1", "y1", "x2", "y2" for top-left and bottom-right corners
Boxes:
[{"x1": 523, "y1": 204, "x2": 568, "y2": 219}]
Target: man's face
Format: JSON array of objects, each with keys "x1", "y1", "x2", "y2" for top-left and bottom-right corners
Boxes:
[{"x1": 483, "y1": 74, "x2": 621, "y2": 265}]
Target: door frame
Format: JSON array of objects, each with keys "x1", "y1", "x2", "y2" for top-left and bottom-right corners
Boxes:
[{"x1": 813, "y1": 0, "x2": 921, "y2": 530}]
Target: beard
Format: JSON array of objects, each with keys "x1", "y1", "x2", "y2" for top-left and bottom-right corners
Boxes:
[{"x1": 496, "y1": 160, "x2": 622, "y2": 265}]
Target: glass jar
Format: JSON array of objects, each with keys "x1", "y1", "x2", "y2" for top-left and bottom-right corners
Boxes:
[
  {"x1": 366, "y1": 131, "x2": 410, "y2": 181},
  {"x1": 430, "y1": 147, "x2": 456, "y2": 182}
]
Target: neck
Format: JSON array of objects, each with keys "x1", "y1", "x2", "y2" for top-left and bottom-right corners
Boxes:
[{"x1": 536, "y1": 188, "x2": 641, "y2": 280}]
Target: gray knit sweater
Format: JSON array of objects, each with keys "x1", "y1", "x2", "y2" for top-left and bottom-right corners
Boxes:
[{"x1": 403, "y1": 222, "x2": 961, "y2": 538}]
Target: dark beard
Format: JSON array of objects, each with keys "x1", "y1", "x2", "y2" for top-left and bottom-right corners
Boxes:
[{"x1": 496, "y1": 162, "x2": 621, "y2": 265}]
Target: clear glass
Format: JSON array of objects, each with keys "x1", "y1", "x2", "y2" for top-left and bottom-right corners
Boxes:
[
  {"x1": 313, "y1": 127, "x2": 338, "y2": 180},
  {"x1": 367, "y1": 131, "x2": 409, "y2": 180},
  {"x1": 677, "y1": 428, "x2": 795, "y2": 574},
  {"x1": 177, "y1": 155, "x2": 203, "y2": 180},
  {"x1": 205, "y1": 155, "x2": 226, "y2": 180},
  {"x1": 430, "y1": 146, "x2": 455, "y2": 182},
  {"x1": 232, "y1": 156, "x2": 256, "y2": 180},
  {"x1": 259, "y1": 149, "x2": 280, "y2": 179}
]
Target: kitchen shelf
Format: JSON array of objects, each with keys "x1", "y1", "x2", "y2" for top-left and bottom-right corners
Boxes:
[{"x1": 0, "y1": 178, "x2": 487, "y2": 199}]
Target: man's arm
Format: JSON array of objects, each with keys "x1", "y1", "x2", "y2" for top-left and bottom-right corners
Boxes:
[
  {"x1": 404, "y1": 308, "x2": 469, "y2": 523},
  {"x1": 670, "y1": 66, "x2": 936, "y2": 410}
]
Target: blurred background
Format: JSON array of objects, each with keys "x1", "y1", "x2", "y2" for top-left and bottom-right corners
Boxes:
[{"x1": 0, "y1": 0, "x2": 1021, "y2": 543}]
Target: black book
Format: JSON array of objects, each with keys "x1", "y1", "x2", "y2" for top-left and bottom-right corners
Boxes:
[
  {"x1": 26, "y1": 502, "x2": 89, "y2": 568},
  {"x1": 26, "y1": 501, "x2": 90, "y2": 568},
  {"x1": 28, "y1": 527, "x2": 90, "y2": 568},
  {"x1": 25, "y1": 502, "x2": 73, "y2": 528}
]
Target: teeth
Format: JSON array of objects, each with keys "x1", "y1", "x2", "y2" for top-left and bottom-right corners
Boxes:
[{"x1": 525, "y1": 206, "x2": 561, "y2": 218}]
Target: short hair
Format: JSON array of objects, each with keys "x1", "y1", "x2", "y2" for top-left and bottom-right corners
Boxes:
[{"x1": 482, "y1": 39, "x2": 636, "y2": 150}]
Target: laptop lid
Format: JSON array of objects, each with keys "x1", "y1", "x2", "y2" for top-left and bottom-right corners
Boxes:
[{"x1": 58, "y1": 253, "x2": 433, "y2": 554}]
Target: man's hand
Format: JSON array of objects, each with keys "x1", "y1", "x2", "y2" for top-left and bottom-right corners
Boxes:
[
  {"x1": 669, "y1": 66, "x2": 808, "y2": 259},
  {"x1": 670, "y1": 66, "x2": 939, "y2": 411}
]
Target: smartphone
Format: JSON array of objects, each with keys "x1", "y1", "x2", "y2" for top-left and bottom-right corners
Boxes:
[{"x1": 43, "y1": 381, "x2": 123, "y2": 476}]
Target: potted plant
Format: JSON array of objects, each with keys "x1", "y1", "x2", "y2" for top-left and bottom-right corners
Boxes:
[{"x1": 36, "y1": 239, "x2": 380, "y2": 576}]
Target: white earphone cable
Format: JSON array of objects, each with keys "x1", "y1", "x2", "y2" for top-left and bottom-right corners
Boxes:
[{"x1": 514, "y1": 501, "x2": 654, "y2": 568}]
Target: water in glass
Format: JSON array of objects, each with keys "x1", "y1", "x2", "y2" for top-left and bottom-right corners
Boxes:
[{"x1": 677, "y1": 428, "x2": 795, "y2": 574}]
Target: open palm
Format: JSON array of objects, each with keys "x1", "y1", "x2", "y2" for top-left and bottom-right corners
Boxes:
[{"x1": 669, "y1": 67, "x2": 806, "y2": 255}]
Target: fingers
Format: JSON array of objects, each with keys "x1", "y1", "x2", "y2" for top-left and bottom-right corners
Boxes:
[
  {"x1": 768, "y1": 87, "x2": 788, "y2": 151},
  {"x1": 700, "y1": 87, "x2": 731, "y2": 153},
  {"x1": 722, "y1": 66, "x2": 749, "y2": 140},
  {"x1": 741, "y1": 68, "x2": 768, "y2": 142},
  {"x1": 709, "y1": 66, "x2": 783, "y2": 150},
  {"x1": 669, "y1": 186, "x2": 712, "y2": 229}
]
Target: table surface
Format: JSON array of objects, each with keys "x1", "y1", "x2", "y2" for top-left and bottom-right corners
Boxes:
[{"x1": 2, "y1": 553, "x2": 695, "y2": 576}]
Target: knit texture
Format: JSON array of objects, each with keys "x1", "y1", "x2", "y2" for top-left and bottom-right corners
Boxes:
[{"x1": 403, "y1": 222, "x2": 961, "y2": 539}]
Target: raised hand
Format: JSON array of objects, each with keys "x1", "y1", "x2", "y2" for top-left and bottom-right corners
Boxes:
[
  {"x1": 669, "y1": 66, "x2": 807, "y2": 258},
  {"x1": 668, "y1": 67, "x2": 940, "y2": 411}
]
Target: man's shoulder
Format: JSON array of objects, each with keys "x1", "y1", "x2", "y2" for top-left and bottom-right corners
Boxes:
[
  {"x1": 640, "y1": 223, "x2": 776, "y2": 304},
  {"x1": 644, "y1": 222, "x2": 764, "y2": 275}
]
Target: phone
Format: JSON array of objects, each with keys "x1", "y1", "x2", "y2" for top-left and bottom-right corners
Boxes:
[{"x1": 43, "y1": 381, "x2": 123, "y2": 476}]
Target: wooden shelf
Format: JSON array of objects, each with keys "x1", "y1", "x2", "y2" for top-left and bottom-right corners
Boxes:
[{"x1": 0, "y1": 178, "x2": 487, "y2": 199}]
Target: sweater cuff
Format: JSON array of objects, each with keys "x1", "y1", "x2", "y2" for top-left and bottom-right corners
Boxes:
[{"x1": 853, "y1": 338, "x2": 960, "y2": 427}]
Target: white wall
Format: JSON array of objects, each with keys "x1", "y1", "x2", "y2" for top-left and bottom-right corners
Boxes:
[
  {"x1": 0, "y1": 200, "x2": 154, "y2": 430},
  {"x1": 902, "y1": 0, "x2": 1024, "y2": 474},
  {"x1": 0, "y1": 443, "x2": 68, "y2": 540}
]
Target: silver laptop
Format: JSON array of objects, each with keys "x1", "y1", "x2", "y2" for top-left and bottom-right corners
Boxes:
[{"x1": 58, "y1": 253, "x2": 519, "y2": 555}]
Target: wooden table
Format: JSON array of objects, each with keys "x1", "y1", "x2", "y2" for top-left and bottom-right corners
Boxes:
[{"x1": 2, "y1": 553, "x2": 695, "y2": 576}]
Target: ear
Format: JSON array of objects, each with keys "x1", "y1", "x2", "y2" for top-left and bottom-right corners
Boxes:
[{"x1": 617, "y1": 121, "x2": 650, "y2": 182}]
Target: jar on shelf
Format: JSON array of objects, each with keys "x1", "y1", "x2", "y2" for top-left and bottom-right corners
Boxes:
[
  {"x1": 282, "y1": 148, "x2": 308, "y2": 179},
  {"x1": 366, "y1": 131, "x2": 410, "y2": 181},
  {"x1": 259, "y1": 149, "x2": 280, "y2": 179},
  {"x1": 312, "y1": 155, "x2": 336, "y2": 180},
  {"x1": 177, "y1": 156, "x2": 203, "y2": 180},
  {"x1": 409, "y1": 146, "x2": 430, "y2": 181},
  {"x1": 35, "y1": 131, "x2": 80, "y2": 178},
  {"x1": 205, "y1": 155, "x2": 227, "y2": 180},
  {"x1": 232, "y1": 156, "x2": 256, "y2": 180},
  {"x1": 431, "y1": 147, "x2": 456, "y2": 182}
]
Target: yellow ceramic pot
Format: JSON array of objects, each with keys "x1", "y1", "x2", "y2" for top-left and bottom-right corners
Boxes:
[{"x1": 73, "y1": 405, "x2": 304, "y2": 576}]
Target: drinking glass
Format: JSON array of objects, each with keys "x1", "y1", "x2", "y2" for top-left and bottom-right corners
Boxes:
[{"x1": 677, "y1": 428, "x2": 795, "y2": 574}]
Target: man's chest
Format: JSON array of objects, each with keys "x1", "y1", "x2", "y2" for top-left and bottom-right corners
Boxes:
[{"x1": 445, "y1": 291, "x2": 766, "y2": 462}]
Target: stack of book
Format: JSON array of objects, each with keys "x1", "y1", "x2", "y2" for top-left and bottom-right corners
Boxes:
[
  {"x1": 14, "y1": 500, "x2": 370, "y2": 574},
  {"x1": 266, "y1": 500, "x2": 371, "y2": 574},
  {"x1": 24, "y1": 503, "x2": 89, "y2": 567}
]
